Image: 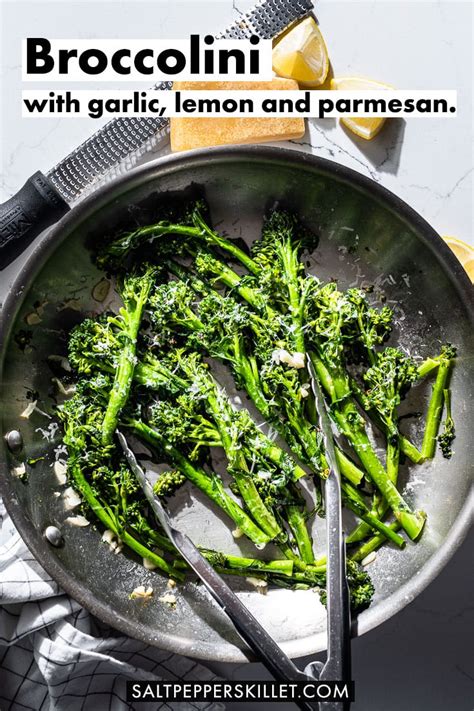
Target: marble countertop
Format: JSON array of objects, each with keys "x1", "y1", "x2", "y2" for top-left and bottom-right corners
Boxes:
[{"x1": 0, "y1": 1, "x2": 472, "y2": 709}]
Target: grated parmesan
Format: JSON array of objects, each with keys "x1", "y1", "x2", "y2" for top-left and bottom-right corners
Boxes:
[{"x1": 35, "y1": 422, "x2": 59, "y2": 443}]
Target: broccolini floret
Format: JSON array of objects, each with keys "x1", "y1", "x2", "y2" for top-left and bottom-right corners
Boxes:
[
  {"x1": 437, "y1": 388, "x2": 456, "y2": 458},
  {"x1": 54, "y1": 197, "x2": 459, "y2": 611},
  {"x1": 153, "y1": 470, "x2": 186, "y2": 498}
]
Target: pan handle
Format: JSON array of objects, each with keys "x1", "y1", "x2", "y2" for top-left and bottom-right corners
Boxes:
[{"x1": 0, "y1": 172, "x2": 70, "y2": 269}]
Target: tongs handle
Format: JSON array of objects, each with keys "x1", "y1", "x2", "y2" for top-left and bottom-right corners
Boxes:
[
  {"x1": 117, "y1": 431, "x2": 318, "y2": 711},
  {"x1": 322, "y1": 475, "x2": 351, "y2": 685},
  {"x1": 305, "y1": 475, "x2": 351, "y2": 711},
  {"x1": 173, "y1": 528, "x2": 310, "y2": 683},
  {"x1": 305, "y1": 359, "x2": 352, "y2": 710}
]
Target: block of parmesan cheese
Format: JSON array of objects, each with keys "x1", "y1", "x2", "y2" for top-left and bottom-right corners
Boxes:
[{"x1": 170, "y1": 78, "x2": 305, "y2": 152}]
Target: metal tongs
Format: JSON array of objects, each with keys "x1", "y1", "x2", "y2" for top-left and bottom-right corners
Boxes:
[
  {"x1": 306, "y1": 358, "x2": 352, "y2": 706},
  {"x1": 117, "y1": 371, "x2": 351, "y2": 711}
]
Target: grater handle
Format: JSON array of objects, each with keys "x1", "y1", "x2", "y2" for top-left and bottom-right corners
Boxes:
[{"x1": 0, "y1": 172, "x2": 70, "y2": 269}]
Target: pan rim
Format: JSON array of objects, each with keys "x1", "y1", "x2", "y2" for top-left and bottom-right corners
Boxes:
[{"x1": 1, "y1": 145, "x2": 473, "y2": 662}]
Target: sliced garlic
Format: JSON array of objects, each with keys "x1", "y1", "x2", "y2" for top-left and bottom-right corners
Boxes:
[
  {"x1": 272, "y1": 348, "x2": 289, "y2": 364},
  {"x1": 286, "y1": 352, "x2": 306, "y2": 369},
  {"x1": 101, "y1": 529, "x2": 115, "y2": 544},
  {"x1": 271, "y1": 349, "x2": 305, "y2": 369},
  {"x1": 63, "y1": 486, "x2": 82, "y2": 509},
  {"x1": 25, "y1": 312, "x2": 42, "y2": 326},
  {"x1": 159, "y1": 592, "x2": 177, "y2": 607},
  {"x1": 58, "y1": 299, "x2": 82, "y2": 312},
  {"x1": 20, "y1": 401, "x2": 37, "y2": 419},
  {"x1": 143, "y1": 557, "x2": 158, "y2": 571},
  {"x1": 65, "y1": 515, "x2": 90, "y2": 527},
  {"x1": 92, "y1": 278, "x2": 111, "y2": 303},
  {"x1": 51, "y1": 378, "x2": 76, "y2": 396},
  {"x1": 53, "y1": 461, "x2": 67, "y2": 485},
  {"x1": 48, "y1": 355, "x2": 72, "y2": 372},
  {"x1": 361, "y1": 551, "x2": 377, "y2": 567},
  {"x1": 130, "y1": 585, "x2": 154, "y2": 600},
  {"x1": 246, "y1": 577, "x2": 268, "y2": 594},
  {"x1": 11, "y1": 463, "x2": 26, "y2": 478}
]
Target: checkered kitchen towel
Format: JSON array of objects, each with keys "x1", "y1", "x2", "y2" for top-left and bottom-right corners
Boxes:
[{"x1": 0, "y1": 500, "x2": 225, "y2": 711}]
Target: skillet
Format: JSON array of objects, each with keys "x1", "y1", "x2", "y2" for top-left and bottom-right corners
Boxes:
[{"x1": 0, "y1": 146, "x2": 472, "y2": 662}]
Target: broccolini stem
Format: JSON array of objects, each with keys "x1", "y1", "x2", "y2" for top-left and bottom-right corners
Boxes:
[
  {"x1": 200, "y1": 550, "x2": 294, "y2": 577},
  {"x1": 341, "y1": 480, "x2": 405, "y2": 548},
  {"x1": 332, "y1": 399, "x2": 425, "y2": 541},
  {"x1": 129, "y1": 419, "x2": 273, "y2": 547},
  {"x1": 279, "y1": 239, "x2": 305, "y2": 352},
  {"x1": 135, "y1": 361, "x2": 188, "y2": 391},
  {"x1": 417, "y1": 357, "x2": 441, "y2": 380},
  {"x1": 349, "y1": 375, "x2": 423, "y2": 464},
  {"x1": 276, "y1": 540, "x2": 310, "y2": 570},
  {"x1": 257, "y1": 442, "x2": 306, "y2": 481},
  {"x1": 336, "y1": 451, "x2": 364, "y2": 486},
  {"x1": 399, "y1": 436, "x2": 424, "y2": 464},
  {"x1": 228, "y1": 468, "x2": 282, "y2": 538},
  {"x1": 193, "y1": 214, "x2": 260, "y2": 276},
  {"x1": 198, "y1": 250, "x2": 266, "y2": 310},
  {"x1": 214, "y1": 564, "x2": 326, "y2": 589},
  {"x1": 308, "y1": 353, "x2": 337, "y2": 402},
  {"x1": 386, "y1": 439, "x2": 400, "y2": 484},
  {"x1": 286, "y1": 502, "x2": 315, "y2": 563},
  {"x1": 438, "y1": 388, "x2": 455, "y2": 458},
  {"x1": 101, "y1": 273, "x2": 154, "y2": 445},
  {"x1": 222, "y1": 458, "x2": 281, "y2": 539},
  {"x1": 67, "y1": 455, "x2": 181, "y2": 579},
  {"x1": 421, "y1": 356, "x2": 454, "y2": 459},
  {"x1": 350, "y1": 521, "x2": 402, "y2": 563},
  {"x1": 307, "y1": 349, "x2": 425, "y2": 541},
  {"x1": 346, "y1": 436, "x2": 401, "y2": 545},
  {"x1": 355, "y1": 509, "x2": 404, "y2": 548},
  {"x1": 131, "y1": 516, "x2": 177, "y2": 554},
  {"x1": 231, "y1": 334, "x2": 270, "y2": 416}
]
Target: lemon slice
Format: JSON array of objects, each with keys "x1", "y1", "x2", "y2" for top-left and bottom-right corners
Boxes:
[
  {"x1": 330, "y1": 76, "x2": 393, "y2": 140},
  {"x1": 442, "y1": 236, "x2": 474, "y2": 282},
  {"x1": 272, "y1": 16, "x2": 329, "y2": 87}
]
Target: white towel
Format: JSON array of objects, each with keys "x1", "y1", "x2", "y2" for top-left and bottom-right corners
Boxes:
[{"x1": 0, "y1": 500, "x2": 225, "y2": 711}]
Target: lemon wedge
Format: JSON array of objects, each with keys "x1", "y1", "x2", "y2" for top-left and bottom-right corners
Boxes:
[
  {"x1": 330, "y1": 76, "x2": 393, "y2": 140},
  {"x1": 272, "y1": 16, "x2": 329, "y2": 87},
  {"x1": 442, "y1": 236, "x2": 474, "y2": 282}
]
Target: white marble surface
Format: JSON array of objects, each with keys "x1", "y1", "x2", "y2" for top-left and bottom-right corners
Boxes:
[
  {"x1": 0, "y1": 1, "x2": 473, "y2": 709},
  {"x1": 1, "y1": 0, "x2": 472, "y2": 243}
]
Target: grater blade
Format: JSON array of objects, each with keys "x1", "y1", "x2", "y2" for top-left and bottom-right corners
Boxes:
[{"x1": 47, "y1": 0, "x2": 313, "y2": 202}]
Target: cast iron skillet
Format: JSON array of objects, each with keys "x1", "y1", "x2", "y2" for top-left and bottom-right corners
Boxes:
[{"x1": 0, "y1": 146, "x2": 473, "y2": 662}]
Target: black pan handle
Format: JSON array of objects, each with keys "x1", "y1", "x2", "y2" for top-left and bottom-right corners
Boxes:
[{"x1": 0, "y1": 172, "x2": 70, "y2": 269}]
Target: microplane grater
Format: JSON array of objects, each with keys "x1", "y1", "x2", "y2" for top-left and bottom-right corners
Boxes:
[{"x1": 47, "y1": 0, "x2": 313, "y2": 202}]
